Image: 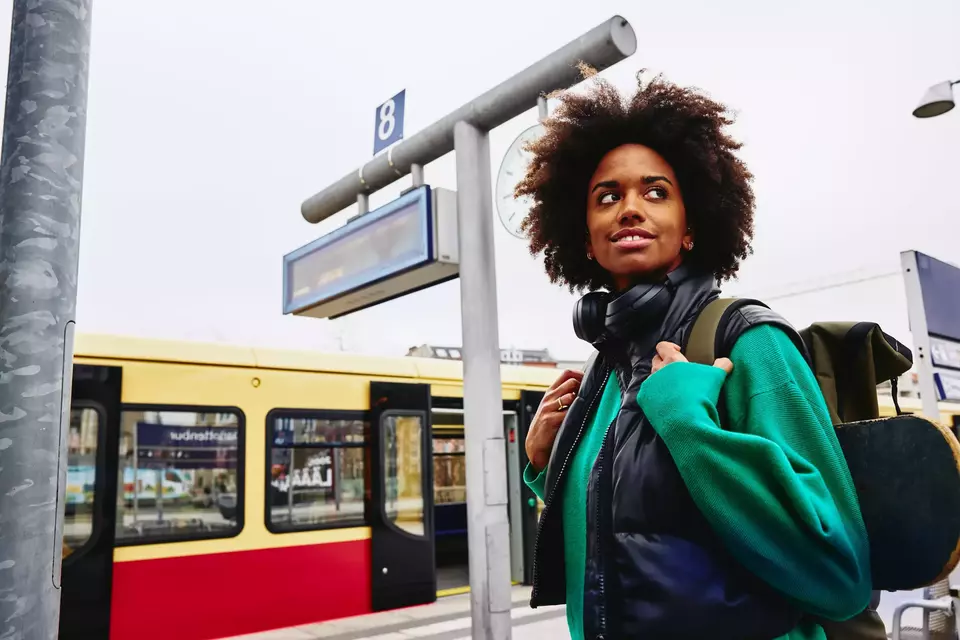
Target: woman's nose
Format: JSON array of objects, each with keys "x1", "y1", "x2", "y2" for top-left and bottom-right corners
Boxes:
[{"x1": 618, "y1": 194, "x2": 645, "y2": 223}]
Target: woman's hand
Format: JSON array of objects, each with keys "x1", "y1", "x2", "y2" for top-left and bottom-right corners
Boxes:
[
  {"x1": 525, "y1": 369, "x2": 583, "y2": 473},
  {"x1": 651, "y1": 341, "x2": 734, "y2": 376}
]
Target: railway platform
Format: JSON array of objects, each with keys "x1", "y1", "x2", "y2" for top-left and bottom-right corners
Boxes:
[
  {"x1": 219, "y1": 576, "x2": 960, "y2": 640},
  {"x1": 221, "y1": 586, "x2": 565, "y2": 640}
]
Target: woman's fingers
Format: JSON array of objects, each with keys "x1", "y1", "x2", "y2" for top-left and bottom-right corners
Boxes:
[
  {"x1": 547, "y1": 376, "x2": 580, "y2": 402},
  {"x1": 653, "y1": 349, "x2": 733, "y2": 377},
  {"x1": 651, "y1": 353, "x2": 663, "y2": 374},
  {"x1": 550, "y1": 369, "x2": 584, "y2": 392},
  {"x1": 656, "y1": 341, "x2": 681, "y2": 354},
  {"x1": 652, "y1": 342, "x2": 687, "y2": 374},
  {"x1": 713, "y1": 357, "x2": 734, "y2": 375},
  {"x1": 655, "y1": 342, "x2": 685, "y2": 361}
]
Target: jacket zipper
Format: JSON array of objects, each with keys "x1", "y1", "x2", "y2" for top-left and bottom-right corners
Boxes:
[
  {"x1": 594, "y1": 426, "x2": 611, "y2": 638},
  {"x1": 530, "y1": 364, "x2": 610, "y2": 606}
]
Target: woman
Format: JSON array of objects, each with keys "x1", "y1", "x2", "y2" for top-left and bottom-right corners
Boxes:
[{"x1": 518, "y1": 72, "x2": 872, "y2": 640}]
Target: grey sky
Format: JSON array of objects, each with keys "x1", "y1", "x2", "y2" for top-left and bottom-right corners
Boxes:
[{"x1": 2, "y1": 0, "x2": 957, "y2": 361}]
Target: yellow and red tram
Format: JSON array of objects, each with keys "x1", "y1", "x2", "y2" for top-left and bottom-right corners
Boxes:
[{"x1": 59, "y1": 334, "x2": 556, "y2": 640}]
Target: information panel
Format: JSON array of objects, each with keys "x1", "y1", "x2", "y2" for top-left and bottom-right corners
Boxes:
[
  {"x1": 916, "y1": 252, "x2": 960, "y2": 342},
  {"x1": 903, "y1": 249, "x2": 960, "y2": 417},
  {"x1": 283, "y1": 186, "x2": 433, "y2": 316}
]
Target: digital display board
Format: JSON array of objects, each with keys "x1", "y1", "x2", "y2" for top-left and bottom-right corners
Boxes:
[
  {"x1": 916, "y1": 251, "x2": 960, "y2": 342},
  {"x1": 283, "y1": 186, "x2": 433, "y2": 315}
]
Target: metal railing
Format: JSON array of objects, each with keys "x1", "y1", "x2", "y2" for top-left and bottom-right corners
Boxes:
[{"x1": 892, "y1": 581, "x2": 960, "y2": 640}]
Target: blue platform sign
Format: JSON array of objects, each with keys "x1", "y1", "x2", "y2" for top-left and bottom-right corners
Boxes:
[
  {"x1": 903, "y1": 249, "x2": 960, "y2": 414},
  {"x1": 934, "y1": 371, "x2": 960, "y2": 402},
  {"x1": 373, "y1": 89, "x2": 405, "y2": 155},
  {"x1": 915, "y1": 252, "x2": 960, "y2": 342},
  {"x1": 282, "y1": 185, "x2": 433, "y2": 316}
]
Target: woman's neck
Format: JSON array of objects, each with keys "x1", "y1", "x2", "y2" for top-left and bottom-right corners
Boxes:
[{"x1": 613, "y1": 259, "x2": 684, "y2": 292}]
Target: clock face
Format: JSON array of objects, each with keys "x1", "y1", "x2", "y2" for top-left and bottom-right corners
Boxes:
[{"x1": 495, "y1": 123, "x2": 545, "y2": 239}]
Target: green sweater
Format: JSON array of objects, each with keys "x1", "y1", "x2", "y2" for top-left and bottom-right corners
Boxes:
[{"x1": 524, "y1": 324, "x2": 871, "y2": 640}]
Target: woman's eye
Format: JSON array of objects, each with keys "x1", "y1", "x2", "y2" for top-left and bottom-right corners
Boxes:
[
  {"x1": 598, "y1": 192, "x2": 620, "y2": 205},
  {"x1": 646, "y1": 186, "x2": 668, "y2": 200}
]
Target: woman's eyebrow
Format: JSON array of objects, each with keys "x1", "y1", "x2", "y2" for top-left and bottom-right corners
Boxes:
[
  {"x1": 642, "y1": 175, "x2": 673, "y2": 185},
  {"x1": 591, "y1": 180, "x2": 619, "y2": 193},
  {"x1": 591, "y1": 176, "x2": 674, "y2": 193}
]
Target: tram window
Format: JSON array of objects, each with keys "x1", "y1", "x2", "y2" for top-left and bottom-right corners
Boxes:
[
  {"x1": 383, "y1": 414, "x2": 425, "y2": 537},
  {"x1": 433, "y1": 437, "x2": 465, "y2": 505},
  {"x1": 63, "y1": 407, "x2": 101, "y2": 558},
  {"x1": 115, "y1": 408, "x2": 243, "y2": 545},
  {"x1": 267, "y1": 412, "x2": 367, "y2": 532}
]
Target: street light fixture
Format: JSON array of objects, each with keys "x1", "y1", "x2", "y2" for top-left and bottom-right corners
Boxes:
[{"x1": 913, "y1": 80, "x2": 960, "y2": 118}]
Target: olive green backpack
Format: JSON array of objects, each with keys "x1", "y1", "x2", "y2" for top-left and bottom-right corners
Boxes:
[{"x1": 685, "y1": 297, "x2": 960, "y2": 640}]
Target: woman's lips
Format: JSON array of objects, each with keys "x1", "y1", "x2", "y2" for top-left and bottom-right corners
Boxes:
[{"x1": 611, "y1": 233, "x2": 655, "y2": 250}]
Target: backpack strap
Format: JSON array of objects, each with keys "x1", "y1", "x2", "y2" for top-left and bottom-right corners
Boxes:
[
  {"x1": 684, "y1": 297, "x2": 811, "y2": 367},
  {"x1": 684, "y1": 298, "x2": 766, "y2": 365}
]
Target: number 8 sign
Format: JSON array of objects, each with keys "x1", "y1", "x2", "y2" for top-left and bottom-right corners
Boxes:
[{"x1": 373, "y1": 89, "x2": 406, "y2": 155}]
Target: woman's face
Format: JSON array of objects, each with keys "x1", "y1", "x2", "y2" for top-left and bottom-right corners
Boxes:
[{"x1": 586, "y1": 144, "x2": 692, "y2": 290}]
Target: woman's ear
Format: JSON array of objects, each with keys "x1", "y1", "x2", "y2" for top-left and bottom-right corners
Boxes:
[
  {"x1": 585, "y1": 231, "x2": 594, "y2": 260},
  {"x1": 682, "y1": 227, "x2": 695, "y2": 252}
]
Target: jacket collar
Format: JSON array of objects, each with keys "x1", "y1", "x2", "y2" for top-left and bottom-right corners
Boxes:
[{"x1": 595, "y1": 266, "x2": 720, "y2": 380}]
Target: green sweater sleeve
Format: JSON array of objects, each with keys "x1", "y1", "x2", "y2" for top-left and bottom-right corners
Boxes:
[
  {"x1": 524, "y1": 463, "x2": 546, "y2": 501},
  {"x1": 637, "y1": 324, "x2": 871, "y2": 622}
]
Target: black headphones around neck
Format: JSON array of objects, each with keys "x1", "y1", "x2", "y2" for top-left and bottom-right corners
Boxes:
[{"x1": 572, "y1": 265, "x2": 692, "y2": 346}]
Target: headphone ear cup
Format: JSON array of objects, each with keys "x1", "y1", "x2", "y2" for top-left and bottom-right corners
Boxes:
[{"x1": 573, "y1": 291, "x2": 609, "y2": 343}]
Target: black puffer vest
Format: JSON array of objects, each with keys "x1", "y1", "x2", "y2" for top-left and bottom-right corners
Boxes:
[{"x1": 530, "y1": 268, "x2": 803, "y2": 639}]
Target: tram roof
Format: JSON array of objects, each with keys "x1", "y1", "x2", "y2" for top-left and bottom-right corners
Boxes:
[{"x1": 74, "y1": 333, "x2": 561, "y2": 387}]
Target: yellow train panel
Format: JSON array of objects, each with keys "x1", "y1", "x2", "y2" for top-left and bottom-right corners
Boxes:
[
  {"x1": 114, "y1": 526, "x2": 371, "y2": 562},
  {"x1": 76, "y1": 333, "x2": 559, "y2": 391},
  {"x1": 254, "y1": 345, "x2": 422, "y2": 379},
  {"x1": 75, "y1": 333, "x2": 258, "y2": 368}
]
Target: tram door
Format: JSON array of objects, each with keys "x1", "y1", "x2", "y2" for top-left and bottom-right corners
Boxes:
[
  {"x1": 369, "y1": 382, "x2": 436, "y2": 611},
  {"x1": 430, "y1": 401, "x2": 536, "y2": 592},
  {"x1": 59, "y1": 364, "x2": 123, "y2": 640},
  {"x1": 431, "y1": 406, "x2": 470, "y2": 594}
]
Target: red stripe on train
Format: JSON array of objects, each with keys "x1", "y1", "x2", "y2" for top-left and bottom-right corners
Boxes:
[{"x1": 109, "y1": 540, "x2": 371, "y2": 640}]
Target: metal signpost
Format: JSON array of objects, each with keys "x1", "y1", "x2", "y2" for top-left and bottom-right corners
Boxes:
[
  {"x1": 0, "y1": 1, "x2": 93, "y2": 638},
  {"x1": 901, "y1": 250, "x2": 960, "y2": 421},
  {"x1": 295, "y1": 16, "x2": 636, "y2": 639},
  {"x1": 898, "y1": 250, "x2": 960, "y2": 638}
]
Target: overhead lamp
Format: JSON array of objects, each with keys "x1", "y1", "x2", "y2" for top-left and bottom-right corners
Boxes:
[{"x1": 913, "y1": 80, "x2": 959, "y2": 119}]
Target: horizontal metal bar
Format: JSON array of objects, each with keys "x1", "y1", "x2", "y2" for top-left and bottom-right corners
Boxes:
[
  {"x1": 892, "y1": 598, "x2": 953, "y2": 640},
  {"x1": 301, "y1": 15, "x2": 636, "y2": 224}
]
